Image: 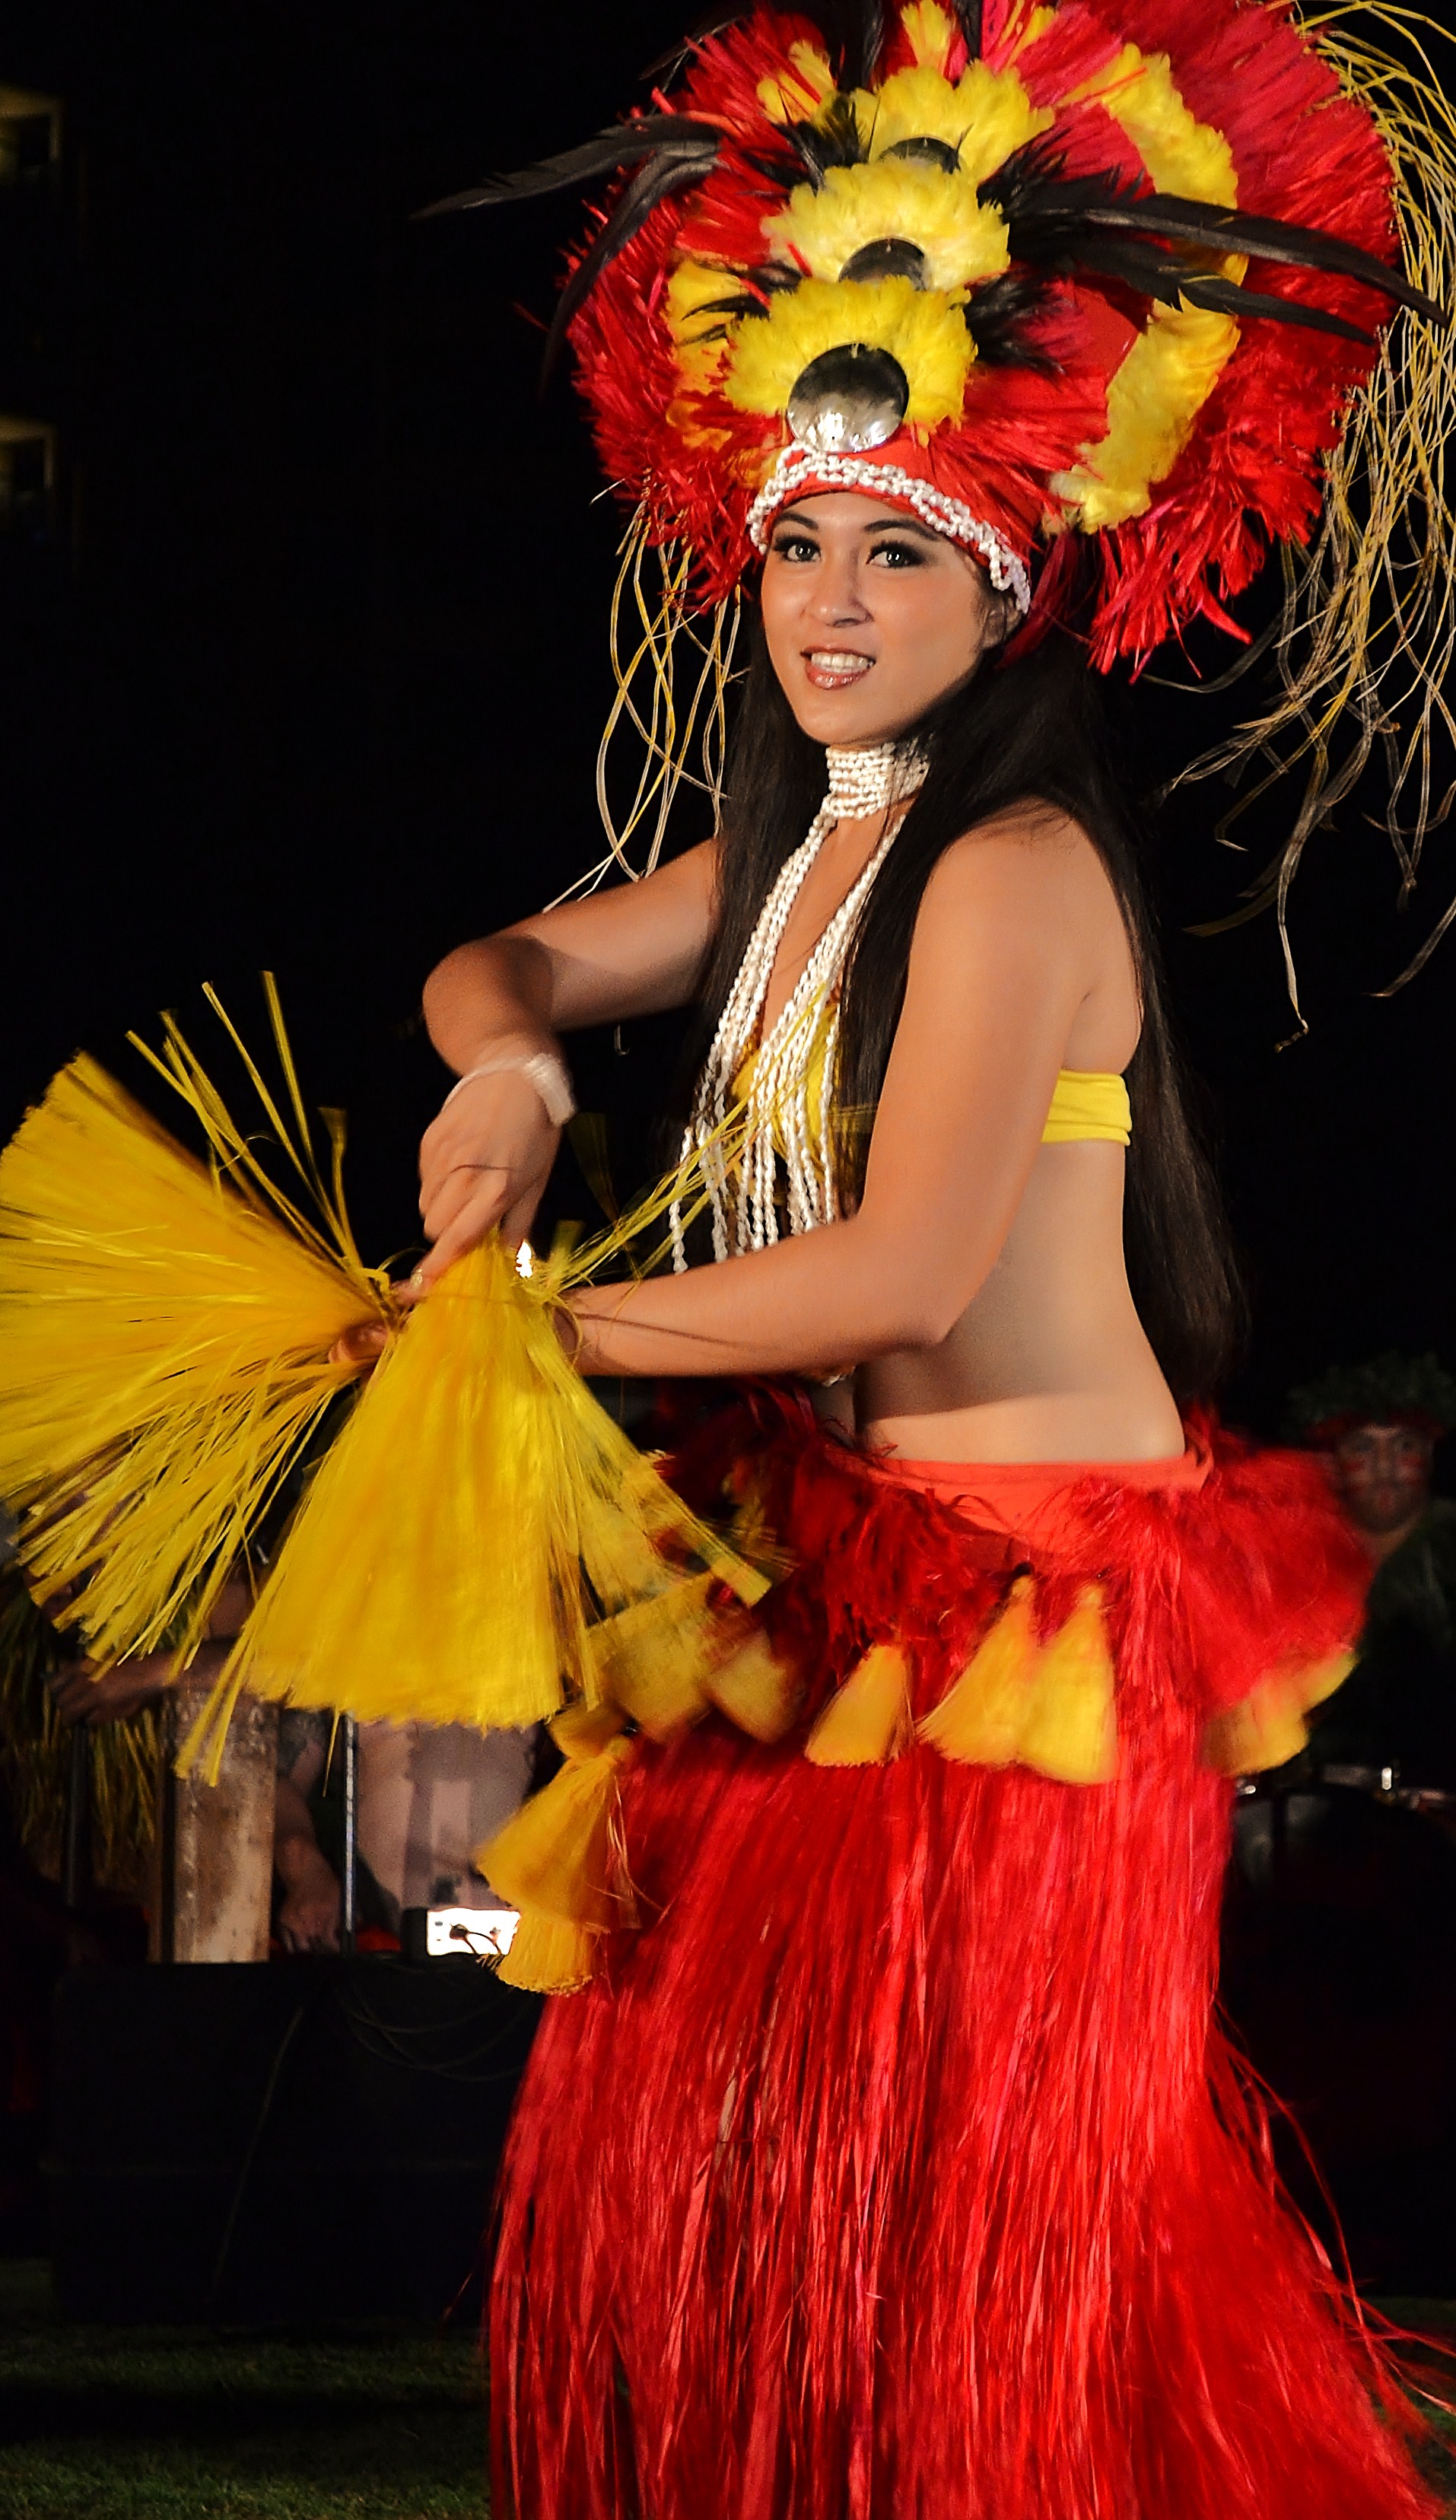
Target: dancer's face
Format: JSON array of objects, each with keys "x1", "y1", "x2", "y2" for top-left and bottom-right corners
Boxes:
[{"x1": 760, "y1": 492, "x2": 1009, "y2": 751}]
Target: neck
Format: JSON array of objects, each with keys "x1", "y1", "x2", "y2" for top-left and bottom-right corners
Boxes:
[{"x1": 822, "y1": 739, "x2": 927, "y2": 819}]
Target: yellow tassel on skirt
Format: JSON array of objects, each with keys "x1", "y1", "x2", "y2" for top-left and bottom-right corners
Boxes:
[{"x1": 805, "y1": 1643, "x2": 914, "y2": 1767}]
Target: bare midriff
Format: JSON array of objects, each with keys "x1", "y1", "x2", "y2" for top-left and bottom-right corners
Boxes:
[{"x1": 854, "y1": 1136, "x2": 1186, "y2": 1465}]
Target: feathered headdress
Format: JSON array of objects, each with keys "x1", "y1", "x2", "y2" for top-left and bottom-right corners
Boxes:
[{"x1": 431, "y1": 0, "x2": 1455, "y2": 983}]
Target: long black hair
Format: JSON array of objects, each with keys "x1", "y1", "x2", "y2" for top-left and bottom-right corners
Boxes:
[{"x1": 695, "y1": 617, "x2": 1245, "y2": 1402}]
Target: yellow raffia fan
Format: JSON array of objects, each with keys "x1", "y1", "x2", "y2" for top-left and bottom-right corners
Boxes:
[{"x1": 0, "y1": 987, "x2": 768, "y2": 1828}]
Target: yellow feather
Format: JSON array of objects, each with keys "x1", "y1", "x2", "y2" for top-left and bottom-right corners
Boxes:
[
  {"x1": 865, "y1": 60, "x2": 1052, "y2": 186},
  {"x1": 1054, "y1": 304, "x2": 1241, "y2": 530},
  {"x1": 724, "y1": 275, "x2": 973, "y2": 429},
  {"x1": 766, "y1": 161, "x2": 1010, "y2": 292},
  {"x1": 1055, "y1": 44, "x2": 1241, "y2": 530},
  {"x1": 756, "y1": 39, "x2": 835, "y2": 128},
  {"x1": 898, "y1": 1, "x2": 958, "y2": 75}
]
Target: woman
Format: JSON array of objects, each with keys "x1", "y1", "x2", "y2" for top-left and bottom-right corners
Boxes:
[{"x1": 409, "y1": 5, "x2": 1451, "y2": 2512}]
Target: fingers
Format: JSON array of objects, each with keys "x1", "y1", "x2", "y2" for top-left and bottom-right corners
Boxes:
[
  {"x1": 420, "y1": 1160, "x2": 516, "y2": 1250},
  {"x1": 412, "y1": 1168, "x2": 550, "y2": 1291},
  {"x1": 329, "y1": 1320, "x2": 391, "y2": 1368}
]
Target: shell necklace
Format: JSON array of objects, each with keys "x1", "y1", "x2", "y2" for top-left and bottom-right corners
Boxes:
[{"x1": 672, "y1": 739, "x2": 926, "y2": 1266}]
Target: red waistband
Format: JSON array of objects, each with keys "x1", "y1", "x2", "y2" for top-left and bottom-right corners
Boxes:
[{"x1": 869, "y1": 1437, "x2": 1211, "y2": 1551}]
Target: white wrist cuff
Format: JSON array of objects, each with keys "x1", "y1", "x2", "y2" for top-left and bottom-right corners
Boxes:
[{"x1": 441, "y1": 1050, "x2": 576, "y2": 1130}]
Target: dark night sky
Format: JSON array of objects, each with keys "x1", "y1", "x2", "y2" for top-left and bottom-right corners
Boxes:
[{"x1": 1, "y1": 0, "x2": 1453, "y2": 1435}]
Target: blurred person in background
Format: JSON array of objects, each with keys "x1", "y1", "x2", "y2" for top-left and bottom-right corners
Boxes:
[{"x1": 1289, "y1": 1354, "x2": 1456, "y2": 1798}]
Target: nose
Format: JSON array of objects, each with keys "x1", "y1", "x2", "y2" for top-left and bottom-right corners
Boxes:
[{"x1": 808, "y1": 545, "x2": 869, "y2": 628}]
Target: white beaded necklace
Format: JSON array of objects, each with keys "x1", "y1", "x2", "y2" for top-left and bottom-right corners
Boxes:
[{"x1": 671, "y1": 740, "x2": 926, "y2": 1266}]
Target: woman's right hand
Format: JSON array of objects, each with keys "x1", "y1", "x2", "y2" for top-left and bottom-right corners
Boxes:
[{"x1": 413, "y1": 1061, "x2": 562, "y2": 1293}]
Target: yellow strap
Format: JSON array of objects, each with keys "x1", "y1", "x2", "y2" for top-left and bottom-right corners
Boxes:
[{"x1": 1041, "y1": 1069, "x2": 1131, "y2": 1145}]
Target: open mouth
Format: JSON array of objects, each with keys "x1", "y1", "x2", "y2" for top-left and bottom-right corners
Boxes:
[{"x1": 803, "y1": 648, "x2": 875, "y2": 689}]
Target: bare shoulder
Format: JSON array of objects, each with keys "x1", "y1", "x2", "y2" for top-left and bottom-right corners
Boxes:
[{"x1": 917, "y1": 800, "x2": 1112, "y2": 939}]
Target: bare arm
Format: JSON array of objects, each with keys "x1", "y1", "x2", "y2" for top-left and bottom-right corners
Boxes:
[
  {"x1": 415, "y1": 840, "x2": 718, "y2": 1284},
  {"x1": 569, "y1": 819, "x2": 1110, "y2": 1379}
]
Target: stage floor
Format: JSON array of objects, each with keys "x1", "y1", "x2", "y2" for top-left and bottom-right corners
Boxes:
[
  {"x1": 0, "y1": 2258, "x2": 488, "y2": 2517},
  {"x1": 2, "y1": 2256, "x2": 1455, "y2": 2518}
]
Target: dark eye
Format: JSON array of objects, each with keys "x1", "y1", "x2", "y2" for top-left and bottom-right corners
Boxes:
[
  {"x1": 771, "y1": 531, "x2": 819, "y2": 562},
  {"x1": 869, "y1": 538, "x2": 925, "y2": 568}
]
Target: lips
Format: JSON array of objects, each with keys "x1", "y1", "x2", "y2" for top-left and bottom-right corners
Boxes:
[{"x1": 803, "y1": 648, "x2": 875, "y2": 690}]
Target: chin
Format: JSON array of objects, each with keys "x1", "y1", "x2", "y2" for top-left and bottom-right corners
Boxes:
[{"x1": 788, "y1": 682, "x2": 912, "y2": 749}]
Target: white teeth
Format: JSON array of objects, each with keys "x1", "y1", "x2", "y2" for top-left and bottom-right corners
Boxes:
[{"x1": 808, "y1": 651, "x2": 872, "y2": 671}]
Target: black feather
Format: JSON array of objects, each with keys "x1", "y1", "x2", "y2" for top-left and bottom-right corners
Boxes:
[
  {"x1": 1079, "y1": 191, "x2": 1445, "y2": 325},
  {"x1": 984, "y1": 147, "x2": 1443, "y2": 326},
  {"x1": 416, "y1": 117, "x2": 719, "y2": 219},
  {"x1": 782, "y1": 91, "x2": 869, "y2": 183},
  {"x1": 963, "y1": 269, "x2": 1058, "y2": 369},
  {"x1": 1013, "y1": 218, "x2": 1378, "y2": 342},
  {"x1": 641, "y1": 8, "x2": 751, "y2": 81},
  {"x1": 541, "y1": 153, "x2": 720, "y2": 384},
  {"x1": 692, "y1": 266, "x2": 802, "y2": 311},
  {"x1": 952, "y1": 1, "x2": 984, "y2": 58},
  {"x1": 803, "y1": 1, "x2": 889, "y2": 89},
  {"x1": 1171, "y1": 273, "x2": 1375, "y2": 342}
]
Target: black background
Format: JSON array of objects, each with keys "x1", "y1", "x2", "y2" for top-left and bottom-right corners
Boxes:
[{"x1": 2, "y1": 0, "x2": 1453, "y2": 1433}]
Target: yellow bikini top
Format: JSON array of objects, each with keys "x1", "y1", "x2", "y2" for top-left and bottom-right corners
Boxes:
[
  {"x1": 733, "y1": 1042, "x2": 1130, "y2": 1147},
  {"x1": 1042, "y1": 1067, "x2": 1131, "y2": 1145}
]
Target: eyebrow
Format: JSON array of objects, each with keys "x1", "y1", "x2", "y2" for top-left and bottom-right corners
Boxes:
[{"x1": 773, "y1": 509, "x2": 943, "y2": 541}]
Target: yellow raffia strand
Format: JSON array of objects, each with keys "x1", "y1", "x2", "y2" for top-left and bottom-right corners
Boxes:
[
  {"x1": 0, "y1": 1013, "x2": 389, "y2": 1671},
  {"x1": 548, "y1": 508, "x2": 741, "y2": 905},
  {"x1": 1054, "y1": 44, "x2": 1242, "y2": 530},
  {"x1": 724, "y1": 274, "x2": 974, "y2": 428},
  {"x1": 1171, "y1": 5, "x2": 1456, "y2": 1012},
  {"x1": 0, "y1": 981, "x2": 778, "y2": 1783},
  {"x1": 765, "y1": 160, "x2": 1012, "y2": 294},
  {"x1": 179, "y1": 1068, "x2": 777, "y2": 1774},
  {"x1": 183, "y1": 1231, "x2": 768, "y2": 1777}
]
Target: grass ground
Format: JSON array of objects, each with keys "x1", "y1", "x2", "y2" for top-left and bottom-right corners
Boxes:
[
  {"x1": 0, "y1": 2260, "x2": 488, "y2": 2520},
  {"x1": 2, "y1": 2255, "x2": 1455, "y2": 2517}
]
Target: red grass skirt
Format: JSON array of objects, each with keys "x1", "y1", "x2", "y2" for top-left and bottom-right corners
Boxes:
[{"x1": 490, "y1": 1398, "x2": 1438, "y2": 2518}]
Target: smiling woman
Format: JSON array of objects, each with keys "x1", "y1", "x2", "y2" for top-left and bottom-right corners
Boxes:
[{"x1": 393, "y1": 5, "x2": 1456, "y2": 2512}]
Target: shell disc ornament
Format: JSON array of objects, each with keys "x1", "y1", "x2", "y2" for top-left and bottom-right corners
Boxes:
[{"x1": 787, "y1": 343, "x2": 910, "y2": 453}]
